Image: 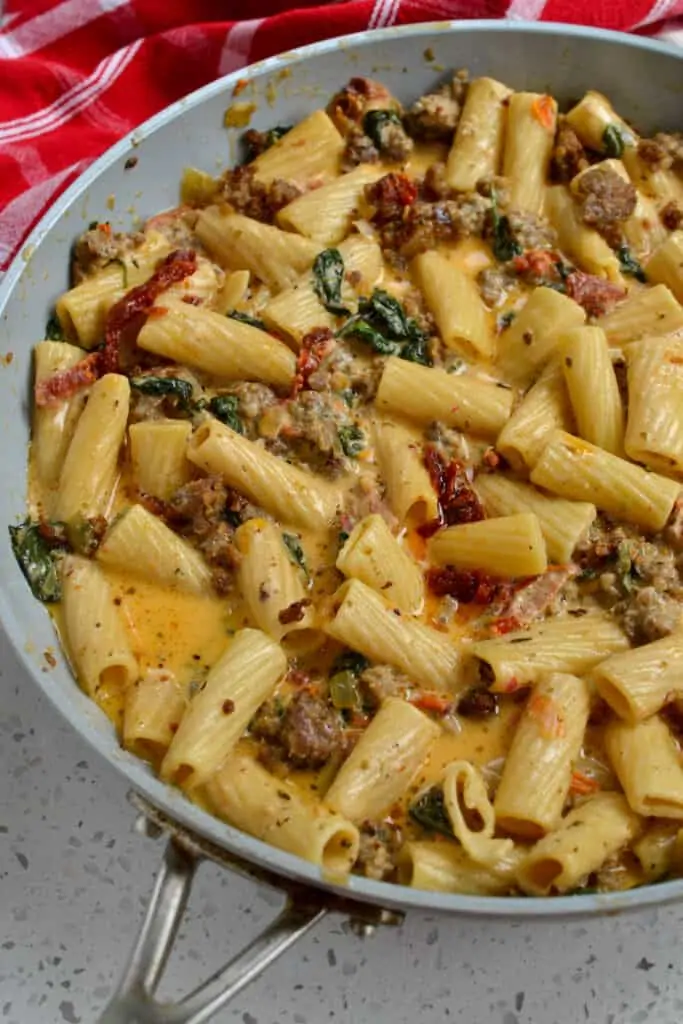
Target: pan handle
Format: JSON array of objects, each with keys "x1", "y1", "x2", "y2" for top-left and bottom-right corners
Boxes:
[{"x1": 98, "y1": 838, "x2": 329, "y2": 1024}]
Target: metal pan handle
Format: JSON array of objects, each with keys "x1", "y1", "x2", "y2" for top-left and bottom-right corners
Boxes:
[
  {"x1": 99, "y1": 839, "x2": 327, "y2": 1024},
  {"x1": 98, "y1": 796, "x2": 403, "y2": 1024}
]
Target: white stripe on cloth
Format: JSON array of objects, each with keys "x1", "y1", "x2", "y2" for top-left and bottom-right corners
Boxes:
[
  {"x1": 633, "y1": 0, "x2": 682, "y2": 27},
  {"x1": 0, "y1": 159, "x2": 89, "y2": 269},
  {"x1": 368, "y1": 0, "x2": 394, "y2": 29},
  {"x1": 218, "y1": 19, "x2": 265, "y2": 76},
  {"x1": 0, "y1": 39, "x2": 142, "y2": 143},
  {"x1": 506, "y1": 0, "x2": 548, "y2": 20},
  {"x1": 0, "y1": 0, "x2": 129, "y2": 59},
  {"x1": 377, "y1": 0, "x2": 402, "y2": 27}
]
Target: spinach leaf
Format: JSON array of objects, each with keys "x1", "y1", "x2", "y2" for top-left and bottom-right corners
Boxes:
[
  {"x1": 209, "y1": 395, "x2": 243, "y2": 434},
  {"x1": 339, "y1": 289, "x2": 431, "y2": 364},
  {"x1": 358, "y1": 289, "x2": 410, "y2": 339},
  {"x1": 130, "y1": 376, "x2": 194, "y2": 407},
  {"x1": 338, "y1": 317, "x2": 399, "y2": 354},
  {"x1": 227, "y1": 309, "x2": 267, "y2": 330},
  {"x1": 45, "y1": 312, "x2": 64, "y2": 341},
  {"x1": 243, "y1": 125, "x2": 293, "y2": 162},
  {"x1": 363, "y1": 109, "x2": 403, "y2": 149},
  {"x1": 330, "y1": 650, "x2": 369, "y2": 677},
  {"x1": 497, "y1": 311, "x2": 516, "y2": 331},
  {"x1": 312, "y1": 249, "x2": 350, "y2": 316},
  {"x1": 602, "y1": 124, "x2": 627, "y2": 159},
  {"x1": 282, "y1": 532, "x2": 307, "y2": 575},
  {"x1": 338, "y1": 529, "x2": 350, "y2": 546},
  {"x1": 490, "y1": 191, "x2": 522, "y2": 263},
  {"x1": 9, "y1": 520, "x2": 65, "y2": 603},
  {"x1": 409, "y1": 786, "x2": 454, "y2": 839},
  {"x1": 617, "y1": 245, "x2": 647, "y2": 283},
  {"x1": 338, "y1": 425, "x2": 365, "y2": 458},
  {"x1": 401, "y1": 324, "x2": 431, "y2": 366}
]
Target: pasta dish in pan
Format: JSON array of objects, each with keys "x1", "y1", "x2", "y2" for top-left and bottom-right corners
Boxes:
[{"x1": 14, "y1": 71, "x2": 683, "y2": 896}]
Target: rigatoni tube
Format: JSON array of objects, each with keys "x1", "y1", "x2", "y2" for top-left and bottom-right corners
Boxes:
[
  {"x1": 207, "y1": 753, "x2": 359, "y2": 874},
  {"x1": 373, "y1": 420, "x2": 438, "y2": 525},
  {"x1": 123, "y1": 668, "x2": 187, "y2": 763},
  {"x1": 546, "y1": 185, "x2": 624, "y2": 282},
  {"x1": 54, "y1": 373, "x2": 129, "y2": 522},
  {"x1": 412, "y1": 251, "x2": 494, "y2": 359},
  {"x1": 428, "y1": 513, "x2": 548, "y2": 578},
  {"x1": 531, "y1": 430, "x2": 680, "y2": 532},
  {"x1": 605, "y1": 716, "x2": 683, "y2": 819},
  {"x1": 645, "y1": 232, "x2": 683, "y2": 304},
  {"x1": 187, "y1": 419, "x2": 343, "y2": 531},
  {"x1": 235, "y1": 518, "x2": 315, "y2": 641},
  {"x1": 195, "y1": 208, "x2": 319, "y2": 292},
  {"x1": 445, "y1": 77, "x2": 511, "y2": 193},
  {"x1": 592, "y1": 631, "x2": 683, "y2": 723},
  {"x1": 128, "y1": 419, "x2": 193, "y2": 501},
  {"x1": 503, "y1": 92, "x2": 557, "y2": 215},
  {"x1": 325, "y1": 579, "x2": 461, "y2": 691},
  {"x1": 325, "y1": 697, "x2": 439, "y2": 821},
  {"x1": 596, "y1": 284, "x2": 683, "y2": 345},
  {"x1": 560, "y1": 326, "x2": 624, "y2": 455},
  {"x1": 625, "y1": 337, "x2": 683, "y2": 475},
  {"x1": 97, "y1": 504, "x2": 214, "y2": 595},
  {"x1": 496, "y1": 287, "x2": 586, "y2": 388},
  {"x1": 517, "y1": 793, "x2": 641, "y2": 896},
  {"x1": 62, "y1": 555, "x2": 139, "y2": 701},
  {"x1": 160, "y1": 628, "x2": 286, "y2": 790},
  {"x1": 494, "y1": 673, "x2": 591, "y2": 838},
  {"x1": 473, "y1": 473, "x2": 595, "y2": 564},
  {"x1": 251, "y1": 110, "x2": 344, "y2": 186},
  {"x1": 471, "y1": 612, "x2": 629, "y2": 692},
  {"x1": 397, "y1": 841, "x2": 515, "y2": 895},
  {"x1": 336, "y1": 514, "x2": 424, "y2": 614},
  {"x1": 375, "y1": 357, "x2": 513, "y2": 439},
  {"x1": 137, "y1": 303, "x2": 296, "y2": 391},
  {"x1": 33, "y1": 340, "x2": 88, "y2": 495},
  {"x1": 277, "y1": 165, "x2": 384, "y2": 245},
  {"x1": 496, "y1": 361, "x2": 574, "y2": 472}
]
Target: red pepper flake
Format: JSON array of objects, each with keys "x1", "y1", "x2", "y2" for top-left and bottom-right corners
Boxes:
[
  {"x1": 489, "y1": 615, "x2": 522, "y2": 636},
  {"x1": 233, "y1": 78, "x2": 248, "y2": 96},
  {"x1": 222, "y1": 699, "x2": 235, "y2": 715}
]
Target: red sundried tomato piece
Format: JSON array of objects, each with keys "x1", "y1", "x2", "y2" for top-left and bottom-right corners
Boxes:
[
  {"x1": 102, "y1": 248, "x2": 197, "y2": 374},
  {"x1": 34, "y1": 351, "x2": 102, "y2": 408},
  {"x1": 565, "y1": 271, "x2": 626, "y2": 318},
  {"x1": 365, "y1": 172, "x2": 417, "y2": 222},
  {"x1": 290, "y1": 327, "x2": 336, "y2": 397},
  {"x1": 426, "y1": 567, "x2": 501, "y2": 605},
  {"x1": 422, "y1": 446, "x2": 485, "y2": 529}
]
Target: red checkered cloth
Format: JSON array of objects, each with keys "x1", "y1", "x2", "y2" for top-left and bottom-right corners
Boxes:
[{"x1": 1, "y1": 0, "x2": 682, "y2": 272}]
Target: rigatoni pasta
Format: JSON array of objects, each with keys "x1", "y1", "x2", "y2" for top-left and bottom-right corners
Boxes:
[{"x1": 19, "y1": 70, "x2": 683, "y2": 900}]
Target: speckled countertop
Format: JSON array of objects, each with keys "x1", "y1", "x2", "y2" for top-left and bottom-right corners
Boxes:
[{"x1": 3, "y1": 625, "x2": 683, "y2": 1024}]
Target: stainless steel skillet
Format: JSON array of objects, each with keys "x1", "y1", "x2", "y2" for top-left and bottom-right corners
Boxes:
[{"x1": 1, "y1": 21, "x2": 682, "y2": 1023}]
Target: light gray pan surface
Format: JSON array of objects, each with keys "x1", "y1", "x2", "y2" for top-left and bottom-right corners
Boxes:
[{"x1": 1, "y1": 20, "x2": 682, "y2": 918}]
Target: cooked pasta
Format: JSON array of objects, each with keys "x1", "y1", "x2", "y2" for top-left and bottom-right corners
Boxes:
[{"x1": 17, "y1": 70, "x2": 683, "y2": 900}]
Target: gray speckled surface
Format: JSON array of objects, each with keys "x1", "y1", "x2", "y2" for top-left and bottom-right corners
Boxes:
[{"x1": 3, "y1": 628, "x2": 683, "y2": 1024}]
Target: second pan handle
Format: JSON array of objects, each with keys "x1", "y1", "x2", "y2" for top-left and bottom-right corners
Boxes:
[{"x1": 98, "y1": 795, "x2": 404, "y2": 1024}]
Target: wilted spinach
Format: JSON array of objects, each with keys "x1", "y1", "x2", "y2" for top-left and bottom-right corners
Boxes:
[
  {"x1": 227, "y1": 309, "x2": 267, "y2": 330},
  {"x1": 338, "y1": 425, "x2": 365, "y2": 458},
  {"x1": 409, "y1": 786, "x2": 454, "y2": 838},
  {"x1": 45, "y1": 312, "x2": 64, "y2": 341},
  {"x1": 617, "y1": 245, "x2": 647, "y2": 283},
  {"x1": 490, "y1": 191, "x2": 522, "y2": 263},
  {"x1": 243, "y1": 125, "x2": 292, "y2": 162},
  {"x1": 312, "y1": 249, "x2": 350, "y2": 316},
  {"x1": 602, "y1": 124, "x2": 628, "y2": 159},
  {"x1": 282, "y1": 532, "x2": 307, "y2": 575},
  {"x1": 9, "y1": 520, "x2": 65, "y2": 602},
  {"x1": 209, "y1": 395, "x2": 243, "y2": 434},
  {"x1": 130, "y1": 376, "x2": 194, "y2": 408},
  {"x1": 362, "y1": 109, "x2": 403, "y2": 149},
  {"x1": 338, "y1": 289, "x2": 431, "y2": 365}
]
